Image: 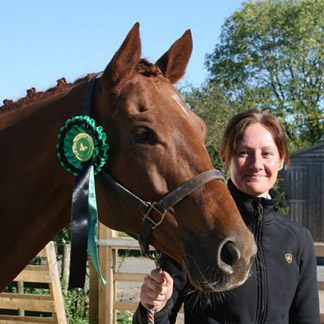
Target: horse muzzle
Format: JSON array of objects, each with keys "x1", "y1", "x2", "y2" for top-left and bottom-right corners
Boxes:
[{"x1": 184, "y1": 235, "x2": 257, "y2": 292}]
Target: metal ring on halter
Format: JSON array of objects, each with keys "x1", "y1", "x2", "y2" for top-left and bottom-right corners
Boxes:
[
  {"x1": 147, "y1": 249, "x2": 161, "y2": 268},
  {"x1": 142, "y1": 202, "x2": 167, "y2": 230},
  {"x1": 147, "y1": 249, "x2": 162, "y2": 324}
]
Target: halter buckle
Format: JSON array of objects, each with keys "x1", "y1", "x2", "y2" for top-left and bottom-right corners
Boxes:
[{"x1": 142, "y1": 202, "x2": 167, "y2": 230}]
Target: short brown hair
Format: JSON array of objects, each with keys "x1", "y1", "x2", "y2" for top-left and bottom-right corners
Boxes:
[{"x1": 220, "y1": 109, "x2": 290, "y2": 168}]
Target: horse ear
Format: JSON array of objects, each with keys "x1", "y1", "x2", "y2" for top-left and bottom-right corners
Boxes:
[
  {"x1": 156, "y1": 29, "x2": 192, "y2": 84},
  {"x1": 102, "y1": 22, "x2": 141, "y2": 88}
]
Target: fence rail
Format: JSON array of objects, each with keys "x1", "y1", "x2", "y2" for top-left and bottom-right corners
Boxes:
[{"x1": 0, "y1": 242, "x2": 67, "y2": 324}]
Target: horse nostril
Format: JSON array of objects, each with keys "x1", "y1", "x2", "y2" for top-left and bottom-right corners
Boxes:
[{"x1": 218, "y1": 240, "x2": 241, "y2": 275}]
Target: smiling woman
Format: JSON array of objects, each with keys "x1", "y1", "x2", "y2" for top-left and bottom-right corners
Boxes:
[
  {"x1": 134, "y1": 109, "x2": 320, "y2": 324},
  {"x1": 220, "y1": 110, "x2": 289, "y2": 198}
]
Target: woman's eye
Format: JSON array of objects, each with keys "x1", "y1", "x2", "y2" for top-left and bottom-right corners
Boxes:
[{"x1": 133, "y1": 126, "x2": 157, "y2": 145}]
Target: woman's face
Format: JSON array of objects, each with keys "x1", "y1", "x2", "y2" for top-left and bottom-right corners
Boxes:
[{"x1": 228, "y1": 123, "x2": 284, "y2": 198}]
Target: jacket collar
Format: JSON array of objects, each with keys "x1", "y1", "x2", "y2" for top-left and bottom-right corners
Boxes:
[{"x1": 227, "y1": 179, "x2": 280, "y2": 225}]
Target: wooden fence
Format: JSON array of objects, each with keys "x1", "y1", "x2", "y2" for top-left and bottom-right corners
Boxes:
[
  {"x1": 0, "y1": 241, "x2": 67, "y2": 324},
  {"x1": 90, "y1": 225, "x2": 324, "y2": 324},
  {"x1": 1, "y1": 229, "x2": 322, "y2": 323}
]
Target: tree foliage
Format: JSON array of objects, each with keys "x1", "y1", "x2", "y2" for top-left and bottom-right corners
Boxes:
[
  {"x1": 182, "y1": 83, "x2": 245, "y2": 168},
  {"x1": 205, "y1": 0, "x2": 324, "y2": 150}
]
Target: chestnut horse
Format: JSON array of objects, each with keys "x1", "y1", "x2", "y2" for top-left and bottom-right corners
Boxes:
[{"x1": 0, "y1": 23, "x2": 256, "y2": 293}]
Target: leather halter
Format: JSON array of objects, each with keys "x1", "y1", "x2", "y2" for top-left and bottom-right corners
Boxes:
[{"x1": 83, "y1": 73, "x2": 225, "y2": 256}]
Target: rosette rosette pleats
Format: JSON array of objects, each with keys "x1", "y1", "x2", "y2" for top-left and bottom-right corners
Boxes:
[
  {"x1": 57, "y1": 116, "x2": 108, "y2": 176},
  {"x1": 57, "y1": 116, "x2": 109, "y2": 289}
]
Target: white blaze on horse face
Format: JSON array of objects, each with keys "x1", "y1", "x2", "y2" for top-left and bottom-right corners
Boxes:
[{"x1": 172, "y1": 94, "x2": 190, "y2": 118}]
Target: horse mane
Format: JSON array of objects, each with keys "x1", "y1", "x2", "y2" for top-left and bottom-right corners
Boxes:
[
  {"x1": 0, "y1": 59, "x2": 161, "y2": 115},
  {"x1": 0, "y1": 76, "x2": 89, "y2": 115}
]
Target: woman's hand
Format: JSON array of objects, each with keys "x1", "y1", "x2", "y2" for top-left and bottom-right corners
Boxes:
[{"x1": 140, "y1": 269, "x2": 174, "y2": 312}]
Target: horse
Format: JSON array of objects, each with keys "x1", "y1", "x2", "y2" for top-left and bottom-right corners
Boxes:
[{"x1": 0, "y1": 23, "x2": 256, "y2": 293}]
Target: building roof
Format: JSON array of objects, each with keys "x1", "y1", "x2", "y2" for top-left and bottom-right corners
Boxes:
[{"x1": 290, "y1": 140, "x2": 324, "y2": 164}]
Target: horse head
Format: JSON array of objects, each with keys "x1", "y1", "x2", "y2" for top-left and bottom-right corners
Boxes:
[{"x1": 92, "y1": 23, "x2": 256, "y2": 292}]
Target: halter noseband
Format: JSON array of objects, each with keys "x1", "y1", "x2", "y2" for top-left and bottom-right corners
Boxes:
[{"x1": 83, "y1": 74, "x2": 225, "y2": 256}]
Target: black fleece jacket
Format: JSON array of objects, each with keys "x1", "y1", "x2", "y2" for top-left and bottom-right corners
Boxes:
[{"x1": 133, "y1": 180, "x2": 320, "y2": 324}]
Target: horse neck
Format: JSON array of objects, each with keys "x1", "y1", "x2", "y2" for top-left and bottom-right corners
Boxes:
[{"x1": 0, "y1": 81, "x2": 85, "y2": 291}]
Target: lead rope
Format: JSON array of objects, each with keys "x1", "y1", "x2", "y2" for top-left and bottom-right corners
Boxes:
[{"x1": 148, "y1": 251, "x2": 162, "y2": 324}]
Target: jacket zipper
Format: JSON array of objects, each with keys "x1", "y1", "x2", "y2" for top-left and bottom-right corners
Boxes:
[{"x1": 255, "y1": 202, "x2": 267, "y2": 324}]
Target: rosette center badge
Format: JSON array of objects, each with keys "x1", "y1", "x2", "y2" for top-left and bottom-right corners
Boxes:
[{"x1": 72, "y1": 133, "x2": 94, "y2": 162}]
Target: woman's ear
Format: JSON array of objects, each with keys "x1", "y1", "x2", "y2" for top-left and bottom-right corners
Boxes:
[
  {"x1": 220, "y1": 150, "x2": 228, "y2": 169},
  {"x1": 279, "y1": 159, "x2": 284, "y2": 171}
]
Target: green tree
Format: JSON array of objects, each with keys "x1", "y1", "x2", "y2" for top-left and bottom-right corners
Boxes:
[
  {"x1": 182, "y1": 83, "x2": 247, "y2": 168},
  {"x1": 205, "y1": 0, "x2": 324, "y2": 150}
]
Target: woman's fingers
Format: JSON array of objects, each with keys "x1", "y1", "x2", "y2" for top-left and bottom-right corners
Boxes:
[
  {"x1": 140, "y1": 269, "x2": 174, "y2": 312},
  {"x1": 162, "y1": 271, "x2": 174, "y2": 300}
]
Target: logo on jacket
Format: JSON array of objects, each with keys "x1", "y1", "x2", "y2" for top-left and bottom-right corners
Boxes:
[{"x1": 285, "y1": 253, "x2": 293, "y2": 264}]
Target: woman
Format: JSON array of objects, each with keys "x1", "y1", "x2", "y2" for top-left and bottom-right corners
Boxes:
[{"x1": 133, "y1": 109, "x2": 320, "y2": 324}]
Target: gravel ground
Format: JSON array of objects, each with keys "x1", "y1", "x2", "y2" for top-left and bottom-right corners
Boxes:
[
  {"x1": 117, "y1": 256, "x2": 324, "y2": 323},
  {"x1": 117, "y1": 256, "x2": 154, "y2": 304}
]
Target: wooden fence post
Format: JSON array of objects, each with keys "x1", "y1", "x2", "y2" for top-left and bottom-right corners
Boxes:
[
  {"x1": 62, "y1": 244, "x2": 71, "y2": 295},
  {"x1": 17, "y1": 281, "x2": 24, "y2": 316},
  {"x1": 90, "y1": 223, "x2": 117, "y2": 324},
  {"x1": 46, "y1": 242, "x2": 67, "y2": 324}
]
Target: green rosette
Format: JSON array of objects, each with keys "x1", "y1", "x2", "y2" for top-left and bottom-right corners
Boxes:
[
  {"x1": 57, "y1": 115, "x2": 109, "y2": 288},
  {"x1": 57, "y1": 115, "x2": 109, "y2": 176}
]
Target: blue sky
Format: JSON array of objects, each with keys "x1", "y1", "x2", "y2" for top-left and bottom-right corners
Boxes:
[{"x1": 0, "y1": 0, "x2": 243, "y2": 104}]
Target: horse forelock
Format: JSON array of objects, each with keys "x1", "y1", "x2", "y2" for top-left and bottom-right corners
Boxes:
[{"x1": 136, "y1": 59, "x2": 162, "y2": 77}]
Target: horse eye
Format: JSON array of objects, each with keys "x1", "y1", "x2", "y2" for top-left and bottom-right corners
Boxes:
[{"x1": 133, "y1": 127, "x2": 157, "y2": 144}]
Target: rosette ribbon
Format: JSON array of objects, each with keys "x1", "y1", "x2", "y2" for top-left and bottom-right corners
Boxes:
[{"x1": 57, "y1": 116, "x2": 109, "y2": 289}]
